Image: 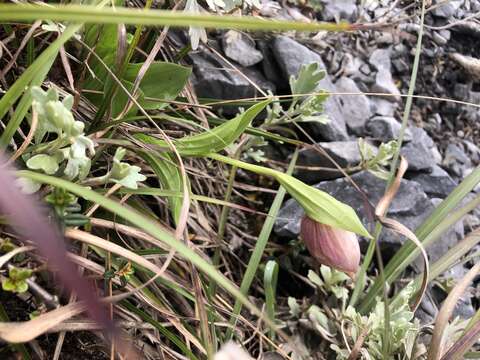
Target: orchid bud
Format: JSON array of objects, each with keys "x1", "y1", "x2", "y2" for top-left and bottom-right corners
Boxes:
[{"x1": 300, "y1": 216, "x2": 360, "y2": 277}]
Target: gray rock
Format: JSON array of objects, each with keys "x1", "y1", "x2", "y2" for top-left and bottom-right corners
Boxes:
[
  {"x1": 372, "y1": 69, "x2": 401, "y2": 102},
  {"x1": 221, "y1": 30, "x2": 263, "y2": 67},
  {"x1": 276, "y1": 172, "x2": 431, "y2": 249},
  {"x1": 410, "y1": 165, "x2": 457, "y2": 198},
  {"x1": 366, "y1": 116, "x2": 412, "y2": 142},
  {"x1": 261, "y1": 352, "x2": 284, "y2": 360},
  {"x1": 432, "y1": 0, "x2": 463, "y2": 18},
  {"x1": 189, "y1": 48, "x2": 274, "y2": 105},
  {"x1": 463, "y1": 140, "x2": 480, "y2": 163},
  {"x1": 443, "y1": 143, "x2": 472, "y2": 177},
  {"x1": 334, "y1": 77, "x2": 372, "y2": 135},
  {"x1": 369, "y1": 48, "x2": 392, "y2": 72},
  {"x1": 320, "y1": 0, "x2": 358, "y2": 21},
  {"x1": 426, "y1": 198, "x2": 464, "y2": 263},
  {"x1": 401, "y1": 127, "x2": 440, "y2": 172},
  {"x1": 296, "y1": 141, "x2": 375, "y2": 183},
  {"x1": 371, "y1": 98, "x2": 398, "y2": 117},
  {"x1": 272, "y1": 36, "x2": 348, "y2": 140},
  {"x1": 432, "y1": 31, "x2": 449, "y2": 46}
]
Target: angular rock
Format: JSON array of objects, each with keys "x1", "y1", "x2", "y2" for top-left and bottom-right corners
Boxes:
[
  {"x1": 409, "y1": 165, "x2": 457, "y2": 198},
  {"x1": 272, "y1": 36, "x2": 349, "y2": 140},
  {"x1": 372, "y1": 69, "x2": 401, "y2": 102},
  {"x1": 366, "y1": 116, "x2": 412, "y2": 142},
  {"x1": 371, "y1": 98, "x2": 398, "y2": 117},
  {"x1": 432, "y1": 0, "x2": 463, "y2": 18},
  {"x1": 222, "y1": 30, "x2": 263, "y2": 67},
  {"x1": 369, "y1": 48, "x2": 392, "y2": 72},
  {"x1": 401, "y1": 127, "x2": 441, "y2": 172},
  {"x1": 295, "y1": 141, "x2": 376, "y2": 183},
  {"x1": 189, "y1": 48, "x2": 275, "y2": 105},
  {"x1": 320, "y1": 0, "x2": 358, "y2": 21},
  {"x1": 443, "y1": 143, "x2": 472, "y2": 177},
  {"x1": 334, "y1": 77, "x2": 372, "y2": 135},
  {"x1": 276, "y1": 172, "x2": 431, "y2": 249}
]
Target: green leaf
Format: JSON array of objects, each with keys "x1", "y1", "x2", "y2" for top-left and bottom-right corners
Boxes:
[
  {"x1": 139, "y1": 151, "x2": 186, "y2": 224},
  {"x1": 123, "y1": 62, "x2": 191, "y2": 110},
  {"x1": 136, "y1": 100, "x2": 270, "y2": 156},
  {"x1": 290, "y1": 62, "x2": 326, "y2": 95},
  {"x1": 26, "y1": 154, "x2": 59, "y2": 175},
  {"x1": 207, "y1": 152, "x2": 371, "y2": 238},
  {"x1": 2, "y1": 279, "x2": 16, "y2": 292},
  {"x1": 276, "y1": 173, "x2": 371, "y2": 238}
]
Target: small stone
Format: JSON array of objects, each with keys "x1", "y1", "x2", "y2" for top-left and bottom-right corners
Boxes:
[
  {"x1": 189, "y1": 47, "x2": 274, "y2": 106},
  {"x1": 392, "y1": 58, "x2": 409, "y2": 73},
  {"x1": 366, "y1": 116, "x2": 412, "y2": 142},
  {"x1": 409, "y1": 165, "x2": 457, "y2": 198},
  {"x1": 372, "y1": 69, "x2": 401, "y2": 102},
  {"x1": 334, "y1": 77, "x2": 372, "y2": 135},
  {"x1": 371, "y1": 98, "x2": 398, "y2": 117},
  {"x1": 401, "y1": 127, "x2": 441, "y2": 172},
  {"x1": 369, "y1": 48, "x2": 392, "y2": 72},
  {"x1": 320, "y1": 0, "x2": 358, "y2": 21},
  {"x1": 296, "y1": 141, "x2": 376, "y2": 183},
  {"x1": 272, "y1": 36, "x2": 349, "y2": 140},
  {"x1": 432, "y1": 31, "x2": 449, "y2": 46},
  {"x1": 443, "y1": 143, "x2": 472, "y2": 177},
  {"x1": 463, "y1": 140, "x2": 480, "y2": 163},
  {"x1": 222, "y1": 30, "x2": 263, "y2": 67},
  {"x1": 432, "y1": 0, "x2": 463, "y2": 18}
]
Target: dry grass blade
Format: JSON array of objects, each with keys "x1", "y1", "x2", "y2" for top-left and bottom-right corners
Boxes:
[
  {"x1": 5, "y1": 108, "x2": 38, "y2": 165},
  {"x1": 378, "y1": 216, "x2": 429, "y2": 311},
  {"x1": 375, "y1": 156, "x2": 429, "y2": 311},
  {"x1": 376, "y1": 157, "x2": 408, "y2": 217},
  {"x1": 64, "y1": 228, "x2": 175, "y2": 283},
  {"x1": 0, "y1": 302, "x2": 86, "y2": 343},
  {"x1": 427, "y1": 262, "x2": 480, "y2": 360},
  {"x1": 0, "y1": 245, "x2": 35, "y2": 269}
]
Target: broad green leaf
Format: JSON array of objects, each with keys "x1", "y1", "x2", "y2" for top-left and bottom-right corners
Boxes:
[
  {"x1": 139, "y1": 151, "x2": 186, "y2": 224},
  {"x1": 123, "y1": 62, "x2": 191, "y2": 110},
  {"x1": 276, "y1": 173, "x2": 371, "y2": 238},
  {"x1": 26, "y1": 154, "x2": 59, "y2": 175},
  {"x1": 109, "y1": 80, "x2": 145, "y2": 118},
  {"x1": 207, "y1": 152, "x2": 371, "y2": 238},
  {"x1": 136, "y1": 100, "x2": 270, "y2": 156},
  {"x1": 83, "y1": 23, "x2": 118, "y2": 93}
]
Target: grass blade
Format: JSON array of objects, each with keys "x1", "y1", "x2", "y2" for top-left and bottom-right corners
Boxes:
[
  {"x1": 0, "y1": 4, "x2": 356, "y2": 32},
  {"x1": 225, "y1": 149, "x2": 298, "y2": 339}
]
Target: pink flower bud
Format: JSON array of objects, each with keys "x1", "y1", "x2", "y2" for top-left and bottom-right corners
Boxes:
[{"x1": 300, "y1": 216, "x2": 360, "y2": 277}]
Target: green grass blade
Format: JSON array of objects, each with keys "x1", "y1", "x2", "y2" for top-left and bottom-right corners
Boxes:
[
  {"x1": 0, "y1": 25, "x2": 81, "y2": 148},
  {"x1": 360, "y1": 166, "x2": 480, "y2": 313},
  {"x1": 0, "y1": 4, "x2": 355, "y2": 32},
  {"x1": 225, "y1": 149, "x2": 298, "y2": 339},
  {"x1": 264, "y1": 260, "x2": 279, "y2": 341},
  {"x1": 17, "y1": 171, "x2": 277, "y2": 334}
]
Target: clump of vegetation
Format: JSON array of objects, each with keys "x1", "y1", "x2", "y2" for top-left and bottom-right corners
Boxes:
[{"x1": 0, "y1": 1, "x2": 479, "y2": 359}]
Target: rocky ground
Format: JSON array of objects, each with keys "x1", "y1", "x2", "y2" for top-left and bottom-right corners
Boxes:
[{"x1": 179, "y1": 0, "x2": 480, "y2": 326}]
